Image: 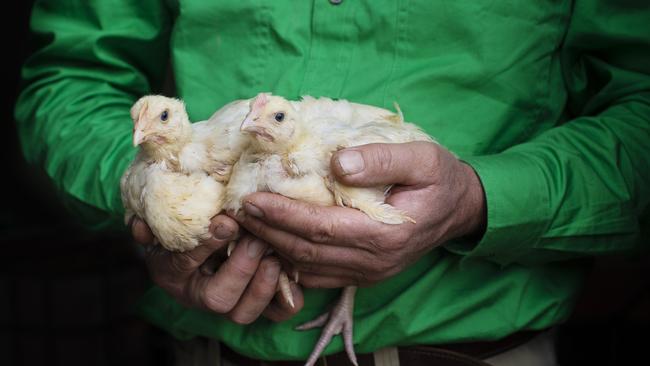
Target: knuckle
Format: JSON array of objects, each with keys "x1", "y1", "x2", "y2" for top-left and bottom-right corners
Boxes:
[
  {"x1": 200, "y1": 289, "x2": 233, "y2": 313},
  {"x1": 308, "y1": 219, "x2": 336, "y2": 243},
  {"x1": 296, "y1": 244, "x2": 318, "y2": 264},
  {"x1": 371, "y1": 146, "x2": 395, "y2": 174}
]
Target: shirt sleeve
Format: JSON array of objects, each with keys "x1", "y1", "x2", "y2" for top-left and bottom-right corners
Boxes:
[
  {"x1": 447, "y1": 1, "x2": 650, "y2": 265},
  {"x1": 14, "y1": 0, "x2": 173, "y2": 230}
]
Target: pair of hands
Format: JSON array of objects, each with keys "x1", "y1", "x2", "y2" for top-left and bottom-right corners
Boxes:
[{"x1": 131, "y1": 141, "x2": 486, "y2": 324}]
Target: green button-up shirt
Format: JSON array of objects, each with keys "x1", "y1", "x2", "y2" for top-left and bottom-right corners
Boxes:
[{"x1": 15, "y1": 0, "x2": 650, "y2": 361}]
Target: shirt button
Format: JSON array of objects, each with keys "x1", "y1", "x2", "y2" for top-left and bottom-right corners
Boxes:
[{"x1": 330, "y1": 0, "x2": 343, "y2": 4}]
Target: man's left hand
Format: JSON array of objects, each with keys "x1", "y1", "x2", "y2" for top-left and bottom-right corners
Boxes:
[{"x1": 231, "y1": 141, "x2": 486, "y2": 289}]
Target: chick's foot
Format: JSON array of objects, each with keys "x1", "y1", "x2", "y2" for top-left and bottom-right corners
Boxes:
[{"x1": 296, "y1": 286, "x2": 358, "y2": 366}]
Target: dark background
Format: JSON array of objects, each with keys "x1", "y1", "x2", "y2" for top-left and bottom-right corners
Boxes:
[
  {"x1": 1, "y1": 2, "x2": 174, "y2": 365},
  {"x1": 2, "y1": 2, "x2": 648, "y2": 366}
]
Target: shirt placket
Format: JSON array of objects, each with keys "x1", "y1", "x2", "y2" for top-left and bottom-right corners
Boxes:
[{"x1": 299, "y1": 0, "x2": 355, "y2": 98}]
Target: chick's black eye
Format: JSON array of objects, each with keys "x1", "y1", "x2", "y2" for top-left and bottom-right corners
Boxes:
[
  {"x1": 160, "y1": 110, "x2": 169, "y2": 122},
  {"x1": 274, "y1": 112, "x2": 285, "y2": 122}
]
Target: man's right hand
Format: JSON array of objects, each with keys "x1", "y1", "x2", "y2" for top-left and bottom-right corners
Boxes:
[{"x1": 130, "y1": 214, "x2": 303, "y2": 324}]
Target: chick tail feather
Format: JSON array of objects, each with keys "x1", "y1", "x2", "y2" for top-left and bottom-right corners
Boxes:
[{"x1": 331, "y1": 182, "x2": 415, "y2": 225}]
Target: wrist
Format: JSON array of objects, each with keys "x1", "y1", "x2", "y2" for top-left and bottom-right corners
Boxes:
[{"x1": 455, "y1": 162, "x2": 487, "y2": 241}]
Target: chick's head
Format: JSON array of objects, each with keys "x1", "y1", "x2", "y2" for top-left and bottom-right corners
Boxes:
[
  {"x1": 241, "y1": 93, "x2": 299, "y2": 152},
  {"x1": 130, "y1": 95, "x2": 191, "y2": 149}
]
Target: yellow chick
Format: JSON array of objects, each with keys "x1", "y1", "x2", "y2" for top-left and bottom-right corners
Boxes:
[
  {"x1": 121, "y1": 95, "x2": 249, "y2": 252},
  {"x1": 224, "y1": 93, "x2": 434, "y2": 366}
]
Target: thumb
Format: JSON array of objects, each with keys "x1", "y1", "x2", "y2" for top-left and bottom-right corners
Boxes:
[{"x1": 330, "y1": 141, "x2": 438, "y2": 187}]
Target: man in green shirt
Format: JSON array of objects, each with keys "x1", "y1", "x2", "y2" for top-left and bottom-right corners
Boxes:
[{"x1": 16, "y1": 0, "x2": 649, "y2": 365}]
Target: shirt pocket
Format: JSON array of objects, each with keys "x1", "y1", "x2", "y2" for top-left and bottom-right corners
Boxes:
[{"x1": 392, "y1": 0, "x2": 570, "y2": 154}]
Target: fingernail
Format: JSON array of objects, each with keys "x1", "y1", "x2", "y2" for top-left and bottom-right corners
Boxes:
[
  {"x1": 247, "y1": 239, "x2": 265, "y2": 258},
  {"x1": 336, "y1": 150, "x2": 364, "y2": 175},
  {"x1": 244, "y1": 201, "x2": 264, "y2": 218},
  {"x1": 226, "y1": 209, "x2": 245, "y2": 223},
  {"x1": 265, "y1": 262, "x2": 280, "y2": 280},
  {"x1": 212, "y1": 223, "x2": 234, "y2": 240}
]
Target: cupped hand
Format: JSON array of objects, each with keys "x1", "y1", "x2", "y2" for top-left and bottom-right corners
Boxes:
[
  {"x1": 130, "y1": 214, "x2": 304, "y2": 324},
  {"x1": 230, "y1": 141, "x2": 486, "y2": 288}
]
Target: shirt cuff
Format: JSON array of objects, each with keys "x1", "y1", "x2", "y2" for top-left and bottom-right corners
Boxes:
[{"x1": 445, "y1": 152, "x2": 551, "y2": 265}]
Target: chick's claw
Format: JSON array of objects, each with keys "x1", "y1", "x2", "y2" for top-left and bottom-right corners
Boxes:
[
  {"x1": 278, "y1": 271, "x2": 295, "y2": 308},
  {"x1": 297, "y1": 286, "x2": 358, "y2": 366},
  {"x1": 227, "y1": 241, "x2": 236, "y2": 257}
]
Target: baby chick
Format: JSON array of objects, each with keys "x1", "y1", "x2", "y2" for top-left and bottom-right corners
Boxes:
[
  {"x1": 225, "y1": 93, "x2": 433, "y2": 366},
  {"x1": 121, "y1": 95, "x2": 249, "y2": 252}
]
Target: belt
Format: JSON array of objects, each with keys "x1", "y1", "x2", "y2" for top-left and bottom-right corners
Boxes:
[{"x1": 220, "y1": 330, "x2": 540, "y2": 366}]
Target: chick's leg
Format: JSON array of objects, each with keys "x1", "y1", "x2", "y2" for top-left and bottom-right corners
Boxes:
[{"x1": 296, "y1": 286, "x2": 358, "y2": 366}]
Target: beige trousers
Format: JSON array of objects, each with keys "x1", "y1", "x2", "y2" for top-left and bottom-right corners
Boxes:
[{"x1": 175, "y1": 330, "x2": 557, "y2": 366}]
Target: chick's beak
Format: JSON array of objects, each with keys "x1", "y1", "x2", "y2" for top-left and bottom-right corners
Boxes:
[
  {"x1": 240, "y1": 113, "x2": 258, "y2": 133},
  {"x1": 133, "y1": 127, "x2": 147, "y2": 146},
  {"x1": 132, "y1": 100, "x2": 149, "y2": 146}
]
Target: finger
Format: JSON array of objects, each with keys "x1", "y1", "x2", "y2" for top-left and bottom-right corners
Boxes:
[
  {"x1": 238, "y1": 192, "x2": 382, "y2": 245},
  {"x1": 131, "y1": 217, "x2": 155, "y2": 245},
  {"x1": 140, "y1": 214, "x2": 237, "y2": 273},
  {"x1": 159, "y1": 216, "x2": 238, "y2": 278},
  {"x1": 228, "y1": 257, "x2": 282, "y2": 324},
  {"x1": 234, "y1": 214, "x2": 365, "y2": 268},
  {"x1": 331, "y1": 141, "x2": 438, "y2": 187},
  {"x1": 190, "y1": 235, "x2": 268, "y2": 313},
  {"x1": 193, "y1": 214, "x2": 239, "y2": 259},
  {"x1": 293, "y1": 263, "x2": 369, "y2": 284},
  {"x1": 298, "y1": 273, "x2": 356, "y2": 289},
  {"x1": 263, "y1": 282, "x2": 305, "y2": 322},
  {"x1": 143, "y1": 217, "x2": 238, "y2": 304}
]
